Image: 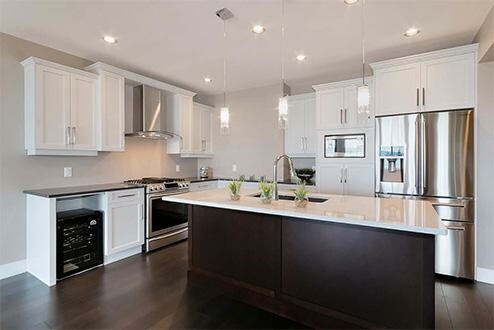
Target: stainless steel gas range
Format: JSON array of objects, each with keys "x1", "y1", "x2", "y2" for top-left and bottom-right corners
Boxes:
[{"x1": 125, "y1": 177, "x2": 190, "y2": 252}]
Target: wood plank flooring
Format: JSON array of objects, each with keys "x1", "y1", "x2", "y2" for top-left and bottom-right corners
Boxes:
[{"x1": 1, "y1": 241, "x2": 493, "y2": 329}]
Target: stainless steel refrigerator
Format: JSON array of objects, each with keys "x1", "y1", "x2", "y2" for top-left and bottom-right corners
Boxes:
[{"x1": 375, "y1": 109, "x2": 475, "y2": 279}]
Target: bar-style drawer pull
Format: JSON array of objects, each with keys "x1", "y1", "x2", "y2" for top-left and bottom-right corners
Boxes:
[
  {"x1": 446, "y1": 226, "x2": 465, "y2": 231},
  {"x1": 433, "y1": 203, "x2": 464, "y2": 208},
  {"x1": 118, "y1": 194, "x2": 137, "y2": 198}
]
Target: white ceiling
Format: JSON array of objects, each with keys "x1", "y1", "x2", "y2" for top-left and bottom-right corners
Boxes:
[{"x1": 1, "y1": 0, "x2": 493, "y2": 96}]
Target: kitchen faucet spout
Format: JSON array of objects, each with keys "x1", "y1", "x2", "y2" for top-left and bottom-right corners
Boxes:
[{"x1": 273, "y1": 154, "x2": 296, "y2": 200}]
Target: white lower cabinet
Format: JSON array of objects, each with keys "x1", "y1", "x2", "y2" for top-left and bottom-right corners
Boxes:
[
  {"x1": 103, "y1": 189, "x2": 144, "y2": 258},
  {"x1": 317, "y1": 163, "x2": 374, "y2": 196}
]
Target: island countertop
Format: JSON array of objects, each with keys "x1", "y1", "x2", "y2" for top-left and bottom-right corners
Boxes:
[{"x1": 163, "y1": 188, "x2": 446, "y2": 235}]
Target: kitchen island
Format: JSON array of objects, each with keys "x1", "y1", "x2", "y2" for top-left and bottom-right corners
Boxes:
[{"x1": 163, "y1": 189, "x2": 445, "y2": 329}]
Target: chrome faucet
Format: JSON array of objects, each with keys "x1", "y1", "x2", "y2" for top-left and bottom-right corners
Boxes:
[{"x1": 273, "y1": 154, "x2": 296, "y2": 200}]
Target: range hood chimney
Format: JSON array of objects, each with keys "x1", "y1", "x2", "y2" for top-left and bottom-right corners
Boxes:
[{"x1": 126, "y1": 85, "x2": 179, "y2": 140}]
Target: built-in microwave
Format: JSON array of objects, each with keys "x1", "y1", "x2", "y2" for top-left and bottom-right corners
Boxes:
[{"x1": 324, "y1": 134, "x2": 365, "y2": 158}]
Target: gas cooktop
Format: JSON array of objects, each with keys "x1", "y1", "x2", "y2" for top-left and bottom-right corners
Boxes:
[{"x1": 124, "y1": 177, "x2": 189, "y2": 194}]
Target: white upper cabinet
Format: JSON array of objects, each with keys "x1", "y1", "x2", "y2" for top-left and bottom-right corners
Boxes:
[
  {"x1": 374, "y1": 63, "x2": 421, "y2": 115},
  {"x1": 93, "y1": 70, "x2": 125, "y2": 151},
  {"x1": 420, "y1": 53, "x2": 476, "y2": 112},
  {"x1": 313, "y1": 78, "x2": 374, "y2": 130},
  {"x1": 371, "y1": 44, "x2": 478, "y2": 116},
  {"x1": 285, "y1": 94, "x2": 315, "y2": 157},
  {"x1": 70, "y1": 73, "x2": 97, "y2": 150},
  {"x1": 167, "y1": 99, "x2": 213, "y2": 158},
  {"x1": 22, "y1": 57, "x2": 98, "y2": 156}
]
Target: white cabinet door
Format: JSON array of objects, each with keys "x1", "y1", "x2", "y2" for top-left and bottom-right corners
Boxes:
[
  {"x1": 316, "y1": 88, "x2": 344, "y2": 129},
  {"x1": 285, "y1": 99, "x2": 306, "y2": 156},
  {"x1": 191, "y1": 104, "x2": 202, "y2": 153},
  {"x1": 304, "y1": 97, "x2": 316, "y2": 155},
  {"x1": 344, "y1": 164, "x2": 374, "y2": 196},
  {"x1": 375, "y1": 63, "x2": 421, "y2": 115},
  {"x1": 344, "y1": 85, "x2": 358, "y2": 127},
  {"x1": 99, "y1": 71, "x2": 124, "y2": 151},
  {"x1": 70, "y1": 73, "x2": 97, "y2": 150},
  {"x1": 105, "y1": 196, "x2": 144, "y2": 256},
  {"x1": 34, "y1": 64, "x2": 71, "y2": 150},
  {"x1": 200, "y1": 107, "x2": 212, "y2": 153},
  {"x1": 421, "y1": 54, "x2": 476, "y2": 112},
  {"x1": 316, "y1": 164, "x2": 345, "y2": 195}
]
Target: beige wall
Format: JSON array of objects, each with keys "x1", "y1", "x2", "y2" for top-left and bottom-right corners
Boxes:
[
  {"x1": 474, "y1": 5, "x2": 494, "y2": 62},
  {"x1": 0, "y1": 33, "x2": 198, "y2": 265},
  {"x1": 476, "y1": 61, "x2": 494, "y2": 272},
  {"x1": 198, "y1": 84, "x2": 284, "y2": 180}
]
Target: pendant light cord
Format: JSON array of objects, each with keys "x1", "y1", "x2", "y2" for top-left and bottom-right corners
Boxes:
[
  {"x1": 223, "y1": 19, "x2": 227, "y2": 107},
  {"x1": 281, "y1": 0, "x2": 285, "y2": 90},
  {"x1": 361, "y1": 0, "x2": 366, "y2": 85}
]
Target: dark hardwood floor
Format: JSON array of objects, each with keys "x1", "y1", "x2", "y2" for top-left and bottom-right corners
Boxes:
[{"x1": 1, "y1": 241, "x2": 493, "y2": 329}]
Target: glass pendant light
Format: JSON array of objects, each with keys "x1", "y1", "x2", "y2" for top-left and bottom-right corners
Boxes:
[
  {"x1": 278, "y1": 0, "x2": 288, "y2": 129},
  {"x1": 216, "y1": 8, "x2": 232, "y2": 135},
  {"x1": 357, "y1": 0, "x2": 370, "y2": 117}
]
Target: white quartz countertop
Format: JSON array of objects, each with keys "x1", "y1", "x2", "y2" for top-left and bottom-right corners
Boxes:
[{"x1": 162, "y1": 188, "x2": 446, "y2": 235}]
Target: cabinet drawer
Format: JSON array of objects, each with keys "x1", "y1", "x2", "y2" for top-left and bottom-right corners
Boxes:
[{"x1": 108, "y1": 189, "x2": 143, "y2": 203}]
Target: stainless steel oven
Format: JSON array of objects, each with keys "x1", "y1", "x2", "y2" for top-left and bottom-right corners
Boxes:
[
  {"x1": 125, "y1": 178, "x2": 190, "y2": 252},
  {"x1": 146, "y1": 191, "x2": 189, "y2": 251}
]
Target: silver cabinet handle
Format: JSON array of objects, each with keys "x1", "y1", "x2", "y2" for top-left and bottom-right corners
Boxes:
[
  {"x1": 72, "y1": 127, "x2": 76, "y2": 145},
  {"x1": 422, "y1": 88, "x2": 425, "y2": 106},
  {"x1": 118, "y1": 194, "x2": 137, "y2": 198},
  {"x1": 446, "y1": 226, "x2": 465, "y2": 231},
  {"x1": 416, "y1": 88, "x2": 419, "y2": 107},
  {"x1": 344, "y1": 109, "x2": 347, "y2": 124},
  {"x1": 340, "y1": 168, "x2": 343, "y2": 183},
  {"x1": 344, "y1": 168, "x2": 348, "y2": 183},
  {"x1": 66, "y1": 127, "x2": 71, "y2": 145},
  {"x1": 340, "y1": 109, "x2": 343, "y2": 125}
]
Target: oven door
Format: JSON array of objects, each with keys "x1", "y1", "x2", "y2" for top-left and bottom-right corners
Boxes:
[{"x1": 147, "y1": 195, "x2": 188, "y2": 238}]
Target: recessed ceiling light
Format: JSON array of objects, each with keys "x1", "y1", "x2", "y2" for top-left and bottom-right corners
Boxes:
[
  {"x1": 103, "y1": 35, "x2": 117, "y2": 44},
  {"x1": 344, "y1": 0, "x2": 359, "y2": 4},
  {"x1": 204, "y1": 77, "x2": 213, "y2": 83},
  {"x1": 404, "y1": 27, "x2": 420, "y2": 37},
  {"x1": 296, "y1": 54, "x2": 307, "y2": 61},
  {"x1": 252, "y1": 25, "x2": 266, "y2": 34}
]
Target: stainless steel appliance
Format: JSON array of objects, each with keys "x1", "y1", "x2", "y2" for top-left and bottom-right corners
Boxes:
[
  {"x1": 56, "y1": 209, "x2": 103, "y2": 280},
  {"x1": 199, "y1": 167, "x2": 211, "y2": 179},
  {"x1": 375, "y1": 109, "x2": 475, "y2": 279},
  {"x1": 324, "y1": 134, "x2": 366, "y2": 158},
  {"x1": 125, "y1": 177, "x2": 190, "y2": 252},
  {"x1": 125, "y1": 85, "x2": 180, "y2": 140}
]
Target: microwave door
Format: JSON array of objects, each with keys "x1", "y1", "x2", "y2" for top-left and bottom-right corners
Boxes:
[{"x1": 375, "y1": 114, "x2": 419, "y2": 195}]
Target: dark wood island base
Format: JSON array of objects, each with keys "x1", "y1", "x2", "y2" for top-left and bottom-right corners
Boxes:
[{"x1": 188, "y1": 205, "x2": 435, "y2": 329}]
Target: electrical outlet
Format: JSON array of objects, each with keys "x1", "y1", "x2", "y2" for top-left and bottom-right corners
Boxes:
[
  {"x1": 175, "y1": 165, "x2": 180, "y2": 172},
  {"x1": 232, "y1": 164, "x2": 237, "y2": 172},
  {"x1": 64, "y1": 167, "x2": 72, "y2": 178}
]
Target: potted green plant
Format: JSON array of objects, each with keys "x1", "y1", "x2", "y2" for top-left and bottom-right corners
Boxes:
[
  {"x1": 293, "y1": 182, "x2": 309, "y2": 208},
  {"x1": 227, "y1": 179, "x2": 242, "y2": 201},
  {"x1": 258, "y1": 180, "x2": 274, "y2": 204}
]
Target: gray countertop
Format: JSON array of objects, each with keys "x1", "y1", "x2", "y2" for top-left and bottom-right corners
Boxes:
[{"x1": 24, "y1": 183, "x2": 145, "y2": 198}]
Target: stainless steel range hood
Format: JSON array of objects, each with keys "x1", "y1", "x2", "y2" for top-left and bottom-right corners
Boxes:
[{"x1": 125, "y1": 85, "x2": 178, "y2": 139}]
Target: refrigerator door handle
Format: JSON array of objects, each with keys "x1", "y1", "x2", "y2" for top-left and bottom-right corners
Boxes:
[
  {"x1": 421, "y1": 116, "x2": 427, "y2": 195},
  {"x1": 415, "y1": 116, "x2": 420, "y2": 194}
]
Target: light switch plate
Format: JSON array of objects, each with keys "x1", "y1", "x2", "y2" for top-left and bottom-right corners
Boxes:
[
  {"x1": 175, "y1": 165, "x2": 180, "y2": 172},
  {"x1": 64, "y1": 167, "x2": 72, "y2": 178},
  {"x1": 232, "y1": 164, "x2": 237, "y2": 172}
]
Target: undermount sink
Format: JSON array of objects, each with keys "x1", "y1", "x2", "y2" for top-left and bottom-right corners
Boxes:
[{"x1": 251, "y1": 193, "x2": 328, "y2": 203}]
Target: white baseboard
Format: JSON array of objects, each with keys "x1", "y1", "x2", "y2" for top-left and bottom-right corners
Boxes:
[
  {"x1": 477, "y1": 267, "x2": 494, "y2": 284},
  {"x1": 104, "y1": 246, "x2": 142, "y2": 265},
  {"x1": 0, "y1": 259, "x2": 27, "y2": 280}
]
